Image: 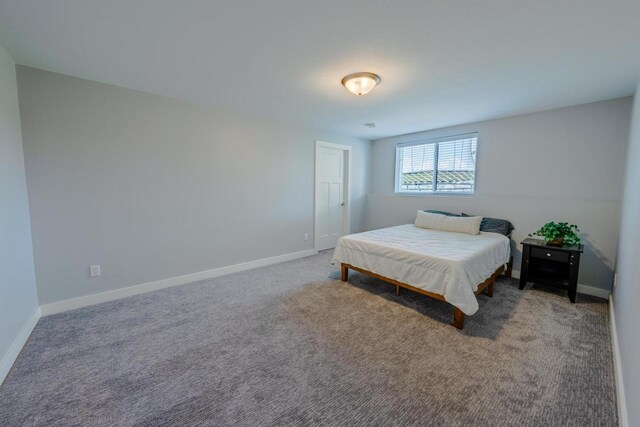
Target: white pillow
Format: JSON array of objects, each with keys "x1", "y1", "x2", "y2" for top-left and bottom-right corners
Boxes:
[{"x1": 414, "y1": 210, "x2": 483, "y2": 235}]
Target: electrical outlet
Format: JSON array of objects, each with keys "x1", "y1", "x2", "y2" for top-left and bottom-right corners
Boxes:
[
  {"x1": 89, "y1": 265, "x2": 101, "y2": 277},
  {"x1": 304, "y1": 233, "x2": 309, "y2": 241}
]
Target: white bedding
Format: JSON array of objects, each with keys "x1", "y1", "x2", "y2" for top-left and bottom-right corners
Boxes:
[{"x1": 331, "y1": 224, "x2": 511, "y2": 315}]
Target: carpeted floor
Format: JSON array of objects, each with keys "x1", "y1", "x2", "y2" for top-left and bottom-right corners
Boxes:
[{"x1": 0, "y1": 251, "x2": 617, "y2": 426}]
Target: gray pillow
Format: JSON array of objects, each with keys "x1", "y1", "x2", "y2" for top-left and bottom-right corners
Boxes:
[{"x1": 462, "y1": 213, "x2": 514, "y2": 237}]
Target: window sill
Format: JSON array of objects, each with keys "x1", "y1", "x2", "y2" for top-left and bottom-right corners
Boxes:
[{"x1": 394, "y1": 191, "x2": 475, "y2": 197}]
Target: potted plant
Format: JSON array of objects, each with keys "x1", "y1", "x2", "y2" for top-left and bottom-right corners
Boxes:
[{"x1": 528, "y1": 222, "x2": 581, "y2": 246}]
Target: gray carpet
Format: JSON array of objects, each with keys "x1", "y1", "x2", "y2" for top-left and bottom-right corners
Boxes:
[{"x1": 0, "y1": 251, "x2": 616, "y2": 426}]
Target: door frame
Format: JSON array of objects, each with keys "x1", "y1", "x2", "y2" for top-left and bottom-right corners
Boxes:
[{"x1": 314, "y1": 140, "x2": 351, "y2": 251}]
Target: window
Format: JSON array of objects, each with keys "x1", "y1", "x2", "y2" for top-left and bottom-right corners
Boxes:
[{"x1": 395, "y1": 133, "x2": 478, "y2": 194}]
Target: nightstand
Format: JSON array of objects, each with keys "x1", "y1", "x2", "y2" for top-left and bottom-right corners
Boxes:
[{"x1": 519, "y1": 238, "x2": 583, "y2": 303}]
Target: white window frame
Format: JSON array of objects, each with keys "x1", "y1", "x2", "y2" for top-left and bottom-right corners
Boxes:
[{"x1": 394, "y1": 132, "x2": 478, "y2": 195}]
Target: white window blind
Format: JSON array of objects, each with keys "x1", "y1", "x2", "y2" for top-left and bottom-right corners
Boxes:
[{"x1": 395, "y1": 133, "x2": 478, "y2": 194}]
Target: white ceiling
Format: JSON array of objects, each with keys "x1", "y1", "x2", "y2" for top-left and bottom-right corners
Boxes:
[{"x1": 0, "y1": 1, "x2": 639, "y2": 139}]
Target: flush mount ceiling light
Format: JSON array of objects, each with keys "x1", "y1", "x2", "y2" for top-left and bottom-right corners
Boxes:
[{"x1": 341, "y1": 72, "x2": 380, "y2": 96}]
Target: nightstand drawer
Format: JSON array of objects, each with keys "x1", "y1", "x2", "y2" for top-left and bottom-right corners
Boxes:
[{"x1": 530, "y1": 247, "x2": 569, "y2": 262}]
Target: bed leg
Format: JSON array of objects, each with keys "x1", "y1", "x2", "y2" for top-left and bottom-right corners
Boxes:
[
  {"x1": 341, "y1": 264, "x2": 348, "y2": 282},
  {"x1": 487, "y1": 281, "x2": 494, "y2": 297},
  {"x1": 505, "y1": 256, "x2": 513, "y2": 278},
  {"x1": 396, "y1": 285, "x2": 400, "y2": 296},
  {"x1": 452, "y1": 308, "x2": 465, "y2": 329}
]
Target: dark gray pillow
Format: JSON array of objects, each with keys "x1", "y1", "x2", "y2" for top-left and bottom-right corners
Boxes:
[
  {"x1": 462, "y1": 213, "x2": 514, "y2": 237},
  {"x1": 424, "y1": 210, "x2": 461, "y2": 217}
]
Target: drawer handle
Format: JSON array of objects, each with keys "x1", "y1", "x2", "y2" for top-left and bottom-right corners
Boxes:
[{"x1": 546, "y1": 253, "x2": 551, "y2": 257}]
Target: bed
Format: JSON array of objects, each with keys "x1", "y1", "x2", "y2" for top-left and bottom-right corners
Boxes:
[{"x1": 332, "y1": 223, "x2": 512, "y2": 329}]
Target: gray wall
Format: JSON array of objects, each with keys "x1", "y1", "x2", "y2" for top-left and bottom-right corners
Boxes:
[
  {"x1": 368, "y1": 98, "x2": 632, "y2": 292},
  {"x1": 0, "y1": 48, "x2": 38, "y2": 368},
  {"x1": 614, "y1": 83, "x2": 640, "y2": 427},
  {"x1": 17, "y1": 67, "x2": 370, "y2": 305}
]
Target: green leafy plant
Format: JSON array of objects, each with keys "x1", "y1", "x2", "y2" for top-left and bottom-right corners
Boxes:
[{"x1": 528, "y1": 222, "x2": 581, "y2": 246}]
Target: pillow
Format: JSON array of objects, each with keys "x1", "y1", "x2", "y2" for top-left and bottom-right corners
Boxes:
[
  {"x1": 424, "y1": 209, "x2": 461, "y2": 217},
  {"x1": 462, "y1": 213, "x2": 514, "y2": 237},
  {"x1": 415, "y1": 211, "x2": 483, "y2": 235}
]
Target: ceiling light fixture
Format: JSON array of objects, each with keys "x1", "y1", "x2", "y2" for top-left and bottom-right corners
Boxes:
[{"x1": 341, "y1": 72, "x2": 380, "y2": 96}]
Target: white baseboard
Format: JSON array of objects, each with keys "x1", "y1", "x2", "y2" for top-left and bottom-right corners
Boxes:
[
  {"x1": 509, "y1": 270, "x2": 610, "y2": 299},
  {"x1": 576, "y1": 284, "x2": 611, "y2": 299},
  {"x1": 40, "y1": 249, "x2": 318, "y2": 316},
  {"x1": 609, "y1": 296, "x2": 628, "y2": 427},
  {"x1": 0, "y1": 307, "x2": 41, "y2": 386}
]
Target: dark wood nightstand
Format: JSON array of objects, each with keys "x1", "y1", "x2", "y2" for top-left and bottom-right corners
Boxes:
[{"x1": 519, "y1": 238, "x2": 583, "y2": 303}]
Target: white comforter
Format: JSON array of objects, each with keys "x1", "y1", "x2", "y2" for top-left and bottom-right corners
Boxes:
[{"x1": 332, "y1": 224, "x2": 511, "y2": 315}]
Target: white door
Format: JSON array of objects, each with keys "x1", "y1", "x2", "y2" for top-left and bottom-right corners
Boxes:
[{"x1": 315, "y1": 144, "x2": 348, "y2": 250}]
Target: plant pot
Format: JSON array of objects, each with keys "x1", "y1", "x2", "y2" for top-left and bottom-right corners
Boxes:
[{"x1": 546, "y1": 237, "x2": 564, "y2": 246}]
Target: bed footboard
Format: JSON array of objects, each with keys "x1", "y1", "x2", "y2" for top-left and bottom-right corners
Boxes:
[{"x1": 339, "y1": 263, "x2": 503, "y2": 329}]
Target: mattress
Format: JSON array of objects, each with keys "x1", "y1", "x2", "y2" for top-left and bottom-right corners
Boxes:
[{"x1": 331, "y1": 224, "x2": 511, "y2": 315}]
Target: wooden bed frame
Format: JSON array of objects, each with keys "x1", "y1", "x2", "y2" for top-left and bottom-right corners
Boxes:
[{"x1": 340, "y1": 258, "x2": 511, "y2": 329}]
